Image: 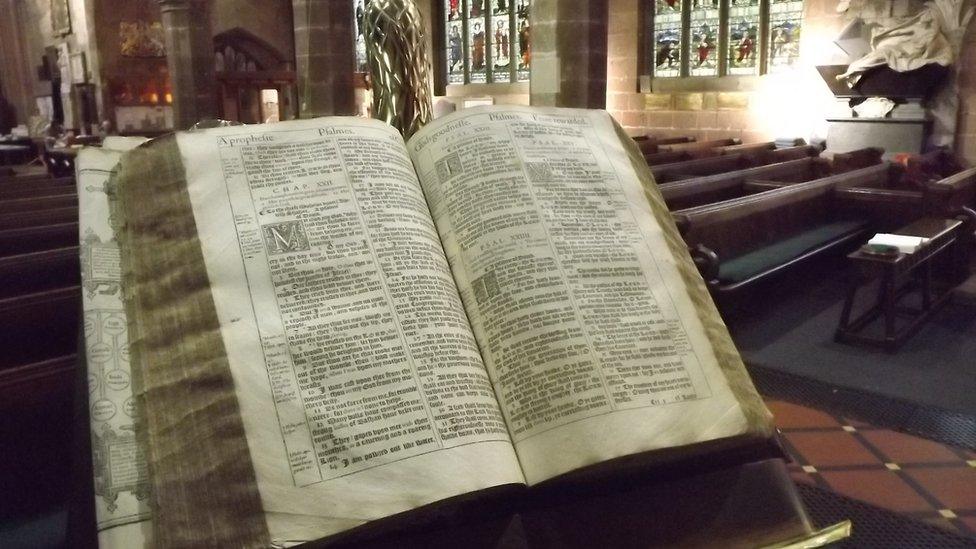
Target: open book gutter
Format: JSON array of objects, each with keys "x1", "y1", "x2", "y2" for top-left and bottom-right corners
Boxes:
[{"x1": 75, "y1": 106, "x2": 840, "y2": 547}]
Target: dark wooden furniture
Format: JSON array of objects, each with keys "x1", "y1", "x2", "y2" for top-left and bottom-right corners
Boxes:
[
  {"x1": 0, "y1": 247, "x2": 80, "y2": 299},
  {"x1": 0, "y1": 206, "x2": 78, "y2": 230},
  {"x1": 660, "y1": 157, "x2": 842, "y2": 210},
  {"x1": 677, "y1": 174, "x2": 873, "y2": 294},
  {"x1": 0, "y1": 194, "x2": 78, "y2": 214},
  {"x1": 651, "y1": 145, "x2": 821, "y2": 183},
  {"x1": 0, "y1": 222, "x2": 79, "y2": 257},
  {"x1": 835, "y1": 217, "x2": 964, "y2": 352}
]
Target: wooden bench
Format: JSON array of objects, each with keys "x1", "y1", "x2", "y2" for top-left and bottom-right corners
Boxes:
[
  {"x1": 832, "y1": 166, "x2": 976, "y2": 233},
  {"x1": 676, "y1": 173, "x2": 875, "y2": 293},
  {"x1": 658, "y1": 138, "x2": 742, "y2": 152},
  {"x1": 643, "y1": 149, "x2": 696, "y2": 166},
  {"x1": 0, "y1": 175, "x2": 75, "y2": 190},
  {"x1": 0, "y1": 247, "x2": 80, "y2": 300},
  {"x1": 660, "y1": 157, "x2": 835, "y2": 210},
  {"x1": 633, "y1": 135, "x2": 696, "y2": 155},
  {"x1": 0, "y1": 222, "x2": 79, "y2": 257},
  {"x1": 0, "y1": 194, "x2": 78, "y2": 214},
  {"x1": 651, "y1": 145, "x2": 821, "y2": 183},
  {"x1": 0, "y1": 186, "x2": 78, "y2": 201},
  {"x1": 0, "y1": 286, "x2": 80, "y2": 371},
  {"x1": 0, "y1": 207, "x2": 79, "y2": 231}
]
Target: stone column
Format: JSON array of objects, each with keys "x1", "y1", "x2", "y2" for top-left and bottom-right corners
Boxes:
[
  {"x1": 292, "y1": 0, "x2": 357, "y2": 117},
  {"x1": 530, "y1": 0, "x2": 609, "y2": 108},
  {"x1": 157, "y1": 0, "x2": 217, "y2": 129}
]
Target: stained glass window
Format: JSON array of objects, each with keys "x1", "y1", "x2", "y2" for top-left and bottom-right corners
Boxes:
[
  {"x1": 689, "y1": 0, "x2": 719, "y2": 76},
  {"x1": 444, "y1": 0, "x2": 529, "y2": 85},
  {"x1": 646, "y1": 0, "x2": 804, "y2": 79},
  {"x1": 768, "y1": 0, "x2": 802, "y2": 73},
  {"x1": 446, "y1": 0, "x2": 465, "y2": 83},
  {"x1": 727, "y1": 0, "x2": 760, "y2": 75},
  {"x1": 515, "y1": 0, "x2": 530, "y2": 81},
  {"x1": 653, "y1": 0, "x2": 682, "y2": 78}
]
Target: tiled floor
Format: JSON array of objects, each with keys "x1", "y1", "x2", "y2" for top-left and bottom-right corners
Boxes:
[{"x1": 768, "y1": 398, "x2": 976, "y2": 537}]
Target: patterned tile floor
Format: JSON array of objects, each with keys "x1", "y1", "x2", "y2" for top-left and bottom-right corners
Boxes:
[{"x1": 767, "y1": 399, "x2": 976, "y2": 537}]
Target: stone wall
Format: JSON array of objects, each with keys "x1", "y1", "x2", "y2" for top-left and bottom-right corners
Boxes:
[
  {"x1": 0, "y1": 0, "x2": 98, "y2": 128},
  {"x1": 212, "y1": 0, "x2": 294, "y2": 60},
  {"x1": 607, "y1": 0, "x2": 847, "y2": 143},
  {"x1": 606, "y1": 0, "x2": 976, "y2": 165}
]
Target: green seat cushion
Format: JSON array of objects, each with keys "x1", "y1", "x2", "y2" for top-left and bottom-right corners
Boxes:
[{"x1": 718, "y1": 220, "x2": 867, "y2": 284}]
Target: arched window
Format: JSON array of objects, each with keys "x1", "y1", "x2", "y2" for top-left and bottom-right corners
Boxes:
[
  {"x1": 444, "y1": 0, "x2": 531, "y2": 85},
  {"x1": 647, "y1": 0, "x2": 802, "y2": 80}
]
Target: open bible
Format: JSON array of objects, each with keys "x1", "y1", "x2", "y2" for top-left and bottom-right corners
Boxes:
[{"x1": 79, "y1": 106, "x2": 773, "y2": 547}]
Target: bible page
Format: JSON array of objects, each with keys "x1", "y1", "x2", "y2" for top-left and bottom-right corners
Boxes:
[
  {"x1": 174, "y1": 117, "x2": 522, "y2": 544},
  {"x1": 408, "y1": 107, "x2": 757, "y2": 485},
  {"x1": 76, "y1": 139, "x2": 152, "y2": 549}
]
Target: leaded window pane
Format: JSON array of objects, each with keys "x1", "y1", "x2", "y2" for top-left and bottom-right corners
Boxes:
[
  {"x1": 690, "y1": 0, "x2": 719, "y2": 76},
  {"x1": 768, "y1": 0, "x2": 802, "y2": 73},
  {"x1": 446, "y1": 0, "x2": 465, "y2": 83},
  {"x1": 515, "y1": 0, "x2": 530, "y2": 81},
  {"x1": 727, "y1": 0, "x2": 760, "y2": 75},
  {"x1": 492, "y1": 2, "x2": 513, "y2": 80},
  {"x1": 467, "y1": 1, "x2": 488, "y2": 83},
  {"x1": 653, "y1": 0, "x2": 682, "y2": 78},
  {"x1": 444, "y1": 0, "x2": 530, "y2": 85}
]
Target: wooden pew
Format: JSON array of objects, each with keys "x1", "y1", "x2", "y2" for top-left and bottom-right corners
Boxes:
[
  {"x1": 657, "y1": 148, "x2": 884, "y2": 210},
  {"x1": 0, "y1": 286, "x2": 80, "y2": 419},
  {"x1": 659, "y1": 157, "x2": 835, "y2": 210},
  {"x1": 0, "y1": 207, "x2": 79, "y2": 231},
  {"x1": 0, "y1": 286, "x2": 80, "y2": 371},
  {"x1": 832, "y1": 166, "x2": 976, "y2": 231},
  {"x1": 643, "y1": 150, "x2": 695, "y2": 166},
  {"x1": 0, "y1": 175, "x2": 75, "y2": 190},
  {"x1": 0, "y1": 194, "x2": 78, "y2": 214},
  {"x1": 676, "y1": 174, "x2": 874, "y2": 293},
  {"x1": 658, "y1": 138, "x2": 742, "y2": 152},
  {"x1": 0, "y1": 186, "x2": 77, "y2": 201},
  {"x1": 634, "y1": 135, "x2": 696, "y2": 155},
  {"x1": 0, "y1": 222, "x2": 78, "y2": 257},
  {"x1": 652, "y1": 145, "x2": 821, "y2": 183},
  {"x1": 0, "y1": 247, "x2": 80, "y2": 300}
]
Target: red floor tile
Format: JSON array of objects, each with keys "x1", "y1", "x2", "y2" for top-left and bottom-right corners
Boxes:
[
  {"x1": 767, "y1": 400, "x2": 841, "y2": 429},
  {"x1": 820, "y1": 470, "x2": 935, "y2": 513},
  {"x1": 860, "y1": 430, "x2": 962, "y2": 464},
  {"x1": 784, "y1": 431, "x2": 879, "y2": 467},
  {"x1": 958, "y1": 516, "x2": 976, "y2": 535},
  {"x1": 902, "y1": 467, "x2": 976, "y2": 511}
]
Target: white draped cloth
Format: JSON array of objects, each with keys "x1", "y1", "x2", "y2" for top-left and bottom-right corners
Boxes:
[{"x1": 838, "y1": 0, "x2": 973, "y2": 86}]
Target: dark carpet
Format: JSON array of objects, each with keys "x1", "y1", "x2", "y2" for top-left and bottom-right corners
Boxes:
[
  {"x1": 724, "y1": 255, "x2": 976, "y2": 418},
  {"x1": 796, "y1": 484, "x2": 976, "y2": 548}
]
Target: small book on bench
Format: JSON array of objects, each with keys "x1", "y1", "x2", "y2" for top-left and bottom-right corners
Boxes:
[{"x1": 868, "y1": 233, "x2": 930, "y2": 254}]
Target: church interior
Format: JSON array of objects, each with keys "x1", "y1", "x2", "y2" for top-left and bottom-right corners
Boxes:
[{"x1": 1, "y1": 0, "x2": 975, "y2": 547}]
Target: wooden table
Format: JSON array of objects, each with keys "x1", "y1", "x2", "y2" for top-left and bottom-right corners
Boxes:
[{"x1": 835, "y1": 217, "x2": 963, "y2": 352}]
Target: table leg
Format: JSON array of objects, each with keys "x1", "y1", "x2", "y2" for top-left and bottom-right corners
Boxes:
[
  {"x1": 922, "y1": 259, "x2": 932, "y2": 311},
  {"x1": 883, "y1": 274, "x2": 897, "y2": 350}
]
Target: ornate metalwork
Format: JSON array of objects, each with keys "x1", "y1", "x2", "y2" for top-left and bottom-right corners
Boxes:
[{"x1": 363, "y1": 0, "x2": 433, "y2": 139}]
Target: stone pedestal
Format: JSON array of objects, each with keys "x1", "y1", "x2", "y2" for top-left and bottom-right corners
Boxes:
[
  {"x1": 157, "y1": 0, "x2": 217, "y2": 130},
  {"x1": 292, "y1": 0, "x2": 357, "y2": 117},
  {"x1": 530, "y1": 0, "x2": 609, "y2": 108}
]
